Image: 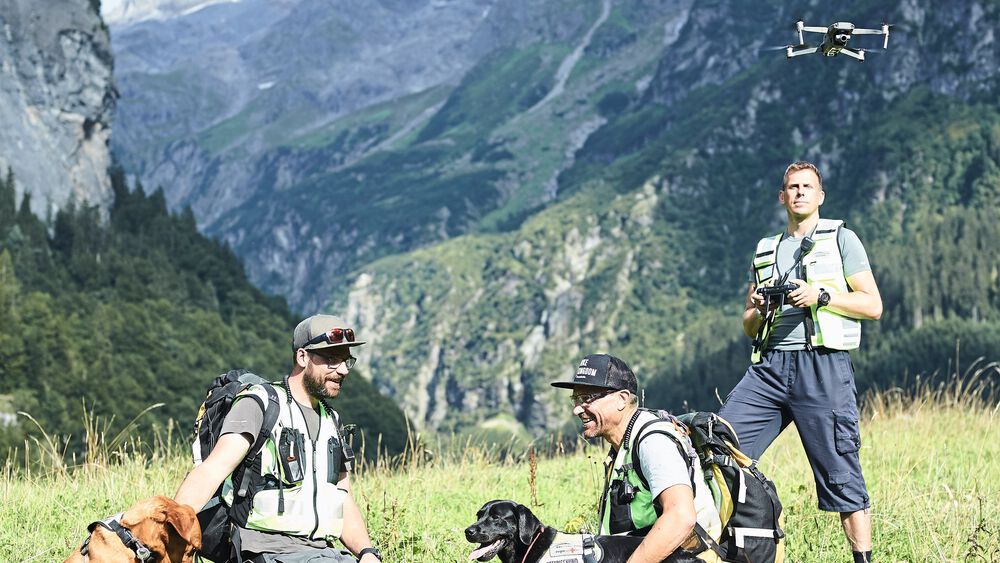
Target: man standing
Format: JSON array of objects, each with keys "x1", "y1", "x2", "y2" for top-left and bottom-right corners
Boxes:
[
  {"x1": 175, "y1": 315, "x2": 382, "y2": 563},
  {"x1": 720, "y1": 161, "x2": 882, "y2": 563},
  {"x1": 551, "y1": 354, "x2": 722, "y2": 563}
]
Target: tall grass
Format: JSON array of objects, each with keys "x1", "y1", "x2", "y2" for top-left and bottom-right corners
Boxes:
[{"x1": 2, "y1": 361, "x2": 997, "y2": 562}]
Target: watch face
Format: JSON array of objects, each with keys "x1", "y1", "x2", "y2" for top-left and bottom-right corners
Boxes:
[{"x1": 819, "y1": 291, "x2": 831, "y2": 306}]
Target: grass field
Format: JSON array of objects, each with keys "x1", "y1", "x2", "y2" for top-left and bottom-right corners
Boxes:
[{"x1": 3, "y1": 370, "x2": 998, "y2": 562}]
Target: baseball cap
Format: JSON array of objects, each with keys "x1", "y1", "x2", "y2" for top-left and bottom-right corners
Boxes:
[
  {"x1": 292, "y1": 315, "x2": 366, "y2": 351},
  {"x1": 550, "y1": 354, "x2": 637, "y2": 394}
]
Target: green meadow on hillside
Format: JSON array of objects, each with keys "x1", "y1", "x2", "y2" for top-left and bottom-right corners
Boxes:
[{"x1": 3, "y1": 371, "x2": 998, "y2": 562}]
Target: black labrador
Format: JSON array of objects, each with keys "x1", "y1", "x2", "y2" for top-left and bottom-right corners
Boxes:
[{"x1": 465, "y1": 500, "x2": 699, "y2": 563}]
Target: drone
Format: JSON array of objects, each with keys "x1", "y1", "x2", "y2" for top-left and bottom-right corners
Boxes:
[{"x1": 785, "y1": 20, "x2": 891, "y2": 61}]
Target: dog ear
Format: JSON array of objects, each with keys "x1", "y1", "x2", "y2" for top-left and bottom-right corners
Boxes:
[
  {"x1": 162, "y1": 498, "x2": 202, "y2": 549},
  {"x1": 514, "y1": 503, "x2": 541, "y2": 546}
]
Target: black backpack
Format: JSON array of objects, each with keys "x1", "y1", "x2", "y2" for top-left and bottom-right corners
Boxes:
[
  {"x1": 632, "y1": 410, "x2": 785, "y2": 563},
  {"x1": 191, "y1": 369, "x2": 280, "y2": 563}
]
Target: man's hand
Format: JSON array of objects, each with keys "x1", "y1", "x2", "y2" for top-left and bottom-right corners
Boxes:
[
  {"x1": 749, "y1": 286, "x2": 768, "y2": 313},
  {"x1": 786, "y1": 278, "x2": 819, "y2": 308}
]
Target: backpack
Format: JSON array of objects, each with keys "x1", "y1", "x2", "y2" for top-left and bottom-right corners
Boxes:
[
  {"x1": 191, "y1": 369, "x2": 281, "y2": 563},
  {"x1": 632, "y1": 410, "x2": 785, "y2": 563}
]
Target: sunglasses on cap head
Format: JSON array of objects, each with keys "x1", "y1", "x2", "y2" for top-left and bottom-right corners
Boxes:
[{"x1": 303, "y1": 327, "x2": 356, "y2": 348}]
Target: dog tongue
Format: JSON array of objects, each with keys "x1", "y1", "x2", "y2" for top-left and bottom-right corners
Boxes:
[{"x1": 468, "y1": 539, "x2": 504, "y2": 561}]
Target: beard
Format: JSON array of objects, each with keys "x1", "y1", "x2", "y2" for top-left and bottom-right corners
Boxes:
[{"x1": 303, "y1": 364, "x2": 339, "y2": 400}]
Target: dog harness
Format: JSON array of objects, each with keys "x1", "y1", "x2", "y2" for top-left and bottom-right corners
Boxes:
[
  {"x1": 79, "y1": 513, "x2": 153, "y2": 561},
  {"x1": 533, "y1": 532, "x2": 603, "y2": 563}
]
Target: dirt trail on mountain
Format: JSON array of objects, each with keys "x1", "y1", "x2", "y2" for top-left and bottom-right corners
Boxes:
[{"x1": 529, "y1": 0, "x2": 612, "y2": 113}]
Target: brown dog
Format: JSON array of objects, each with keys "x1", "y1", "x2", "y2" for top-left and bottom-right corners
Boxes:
[{"x1": 64, "y1": 496, "x2": 201, "y2": 563}]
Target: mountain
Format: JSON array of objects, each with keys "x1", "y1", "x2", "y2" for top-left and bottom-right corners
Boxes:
[
  {"x1": 111, "y1": 0, "x2": 1000, "y2": 436},
  {"x1": 0, "y1": 0, "x2": 115, "y2": 217},
  {"x1": 108, "y1": 0, "x2": 687, "y2": 309},
  {"x1": 334, "y1": 0, "x2": 1000, "y2": 434},
  {"x1": 0, "y1": 0, "x2": 409, "y2": 459}
]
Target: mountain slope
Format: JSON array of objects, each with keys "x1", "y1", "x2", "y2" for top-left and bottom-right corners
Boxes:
[
  {"x1": 109, "y1": 0, "x2": 692, "y2": 309},
  {"x1": 110, "y1": 0, "x2": 1000, "y2": 435},
  {"x1": 334, "y1": 0, "x2": 1000, "y2": 433}
]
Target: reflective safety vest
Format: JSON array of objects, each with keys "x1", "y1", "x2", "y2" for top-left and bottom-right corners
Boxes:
[
  {"x1": 222, "y1": 382, "x2": 350, "y2": 542},
  {"x1": 599, "y1": 410, "x2": 722, "y2": 561},
  {"x1": 751, "y1": 218, "x2": 861, "y2": 362}
]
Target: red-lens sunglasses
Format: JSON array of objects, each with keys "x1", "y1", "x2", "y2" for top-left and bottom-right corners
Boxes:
[{"x1": 304, "y1": 327, "x2": 356, "y2": 347}]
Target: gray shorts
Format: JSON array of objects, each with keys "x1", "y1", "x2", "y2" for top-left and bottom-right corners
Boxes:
[
  {"x1": 719, "y1": 349, "x2": 870, "y2": 512},
  {"x1": 246, "y1": 547, "x2": 356, "y2": 562}
]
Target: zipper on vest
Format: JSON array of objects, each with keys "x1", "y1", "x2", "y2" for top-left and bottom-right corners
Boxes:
[{"x1": 309, "y1": 411, "x2": 322, "y2": 539}]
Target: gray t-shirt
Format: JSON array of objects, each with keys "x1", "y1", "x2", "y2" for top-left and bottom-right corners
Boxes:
[
  {"x1": 750, "y1": 227, "x2": 871, "y2": 349},
  {"x1": 220, "y1": 394, "x2": 329, "y2": 554}
]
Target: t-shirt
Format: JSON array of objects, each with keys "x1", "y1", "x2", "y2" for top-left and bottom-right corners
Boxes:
[
  {"x1": 749, "y1": 226, "x2": 871, "y2": 350},
  {"x1": 220, "y1": 393, "x2": 329, "y2": 554},
  {"x1": 634, "y1": 412, "x2": 722, "y2": 541}
]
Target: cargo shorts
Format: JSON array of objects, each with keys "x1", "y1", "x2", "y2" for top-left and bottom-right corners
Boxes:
[{"x1": 719, "y1": 348, "x2": 870, "y2": 513}]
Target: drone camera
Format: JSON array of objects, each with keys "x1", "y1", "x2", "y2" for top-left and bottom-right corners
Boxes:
[{"x1": 834, "y1": 33, "x2": 850, "y2": 45}]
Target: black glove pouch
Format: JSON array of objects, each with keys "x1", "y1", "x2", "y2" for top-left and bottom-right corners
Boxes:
[
  {"x1": 278, "y1": 427, "x2": 305, "y2": 483},
  {"x1": 607, "y1": 479, "x2": 637, "y2": 535}
]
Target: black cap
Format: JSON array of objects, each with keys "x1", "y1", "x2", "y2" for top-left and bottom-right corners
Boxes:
[{"x1": 551, "y1": 354, "x2": 638, "y2": 394}]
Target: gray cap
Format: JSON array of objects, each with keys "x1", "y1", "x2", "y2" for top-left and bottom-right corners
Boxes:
[
  {"x1": 550, "y1": 354, "x2": 637, "y2": 394},
  {"x1": 292, "y1": 315, "x2": 366, "y2": 351}
]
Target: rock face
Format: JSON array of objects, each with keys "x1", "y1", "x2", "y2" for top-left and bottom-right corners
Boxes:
[{"x1": 0, "y1": 0, "x2": 115, "y2": 216}]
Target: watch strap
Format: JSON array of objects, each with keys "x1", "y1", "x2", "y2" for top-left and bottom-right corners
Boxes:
[{"x1": 359, "y1": 547, "x2": 382, "y2": 561}]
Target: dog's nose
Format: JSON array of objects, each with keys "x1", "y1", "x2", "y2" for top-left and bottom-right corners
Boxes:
[{"x1": 465, "y1": 525, "x2": 479, "y2": 540}]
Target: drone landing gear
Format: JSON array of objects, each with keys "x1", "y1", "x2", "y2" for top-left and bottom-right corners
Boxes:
[
  {"x1": 839, "y1": 47, "x2": 865, "y2": 61},
  {"x1": 786, "y1": 46, "x2": 819, "y2": 58}
]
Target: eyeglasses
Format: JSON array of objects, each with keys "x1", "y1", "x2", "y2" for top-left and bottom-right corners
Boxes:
[
  {"x1": 571, "y1": 390, "x2": 616, "y2": 406},
  {"x1": 304, "y1": 327, "x2": 356, "y2": 348},
  {"x1": 309, "y1": 351, "x2": 357, "y2": 370}
]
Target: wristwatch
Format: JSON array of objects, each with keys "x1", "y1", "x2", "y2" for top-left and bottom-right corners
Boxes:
[
  {"x1": 817, "y1": 289, "x2": 831, "y2": 307},
  {"x1": 359, "y1": 546, "x2": 382, "y2": 561}
]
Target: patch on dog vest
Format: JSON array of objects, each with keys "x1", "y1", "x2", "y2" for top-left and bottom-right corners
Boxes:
[{"x1": 540, "y1": 532, "x2": 603, "y2": 563}]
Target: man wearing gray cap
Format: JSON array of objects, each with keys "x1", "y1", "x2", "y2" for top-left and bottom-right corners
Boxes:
[
  {"x1": 552, "y1": 354, "x2": 722, "y2": 563},
  {"x1": 175, "y1": 315, "x2": 382, "y2": 563}
]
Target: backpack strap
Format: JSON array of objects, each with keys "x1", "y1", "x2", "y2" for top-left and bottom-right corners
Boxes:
[
  {"x1": 227, "y1": 381, "x2": 282, "y2": 562},
  {"x1": 630, "y1": 417, "x2": 697, "y2": 495},
  {"x1": 234, "y1": 383, "x2": 281, "y2": 497}
]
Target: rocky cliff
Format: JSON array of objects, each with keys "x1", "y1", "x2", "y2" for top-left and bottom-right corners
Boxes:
[{"x1": 0, "y1": 0, "x2": 115, "y2": 216}]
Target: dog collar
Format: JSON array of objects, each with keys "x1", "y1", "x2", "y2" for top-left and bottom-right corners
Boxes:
[{"x1": 80, "y1": 513, "x2": 153, "y2": 562}]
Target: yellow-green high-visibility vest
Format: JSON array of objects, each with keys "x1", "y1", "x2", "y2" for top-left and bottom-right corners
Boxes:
[{"x1": 750, "y1": 218, "x2": 860, "y2": 361}]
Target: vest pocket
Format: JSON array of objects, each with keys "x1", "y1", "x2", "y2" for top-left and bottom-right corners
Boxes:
[
  {"x1": 278, "y1": 427, "x2": 306, "y2": 483},
  {"x1": 833, "y1": 411, "x2": 861, "y2": 455},
  {"x1": 608, "y1": 480, "x2": 636, "y2": 535},
  {"x1": 327, "y1": 436, "x2": 343, "y2": 483}
]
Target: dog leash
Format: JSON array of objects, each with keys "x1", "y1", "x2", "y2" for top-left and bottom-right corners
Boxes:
[
  {"x1": 80, "y1": 513, "x2": 153, "y2": 562},
  {"x1": 520, "y1": 526, "x2": 546, "y2": 563}
]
